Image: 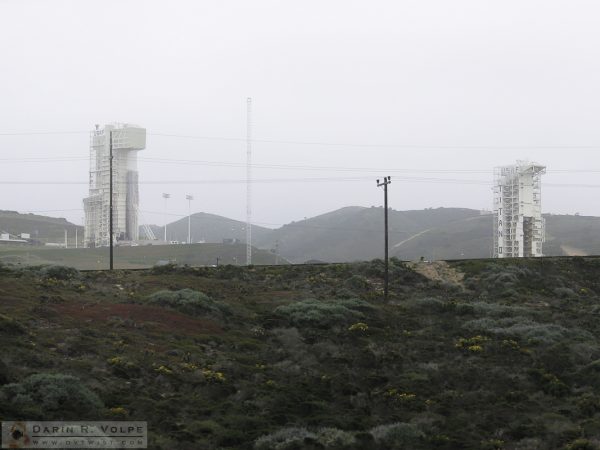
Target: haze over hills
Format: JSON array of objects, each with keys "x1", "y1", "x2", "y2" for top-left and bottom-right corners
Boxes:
[
  {"x1": 151, "y1": 212, "x2": 273, "y2": 246},
  {"x1": 147, "y1": 207, "x2": 600, "y2": 262},
  {"x1": 1, "y1": 207, "x2": 600, "y2": 264},
  {"x1": 0, "y1": 210, "x2": 83, "y2": 246},
  {"x1": 253, "y1": 206, "x2": 485, "y2": 262}
]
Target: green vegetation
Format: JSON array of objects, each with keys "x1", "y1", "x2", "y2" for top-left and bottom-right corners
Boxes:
[
  {"x1": 0, "y1": 242, "x2": 278, "y2": 269},
  {"x1": 147, "y1": 289, "x2": 231, "y2": 317},
  {"x1": 0, "y1": 373, "x2": 104, "y2": 420},
  {"x1": 0, "y1": 257, "x2": 599, "y2": 449}
]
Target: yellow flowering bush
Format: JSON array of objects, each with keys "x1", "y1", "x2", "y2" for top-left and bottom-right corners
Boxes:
[
  {"x1": 109, "y1": 407, "x2": 128, "y2": 417},
  {"x1": 384, "y1": 388, "x2": 416, "y2": 402},
  {"x1": 202, "y1": 369, "x2": 226, "y2": 383},
  {"x1": 155, "y1": 365, "x2": 173, "y2": 375},
  {"x1": 456, "y1": 335, "x2": 489, "y2": 352},
  {"x1": 348, "y1": 322, "x2": 369, "y2": 332}
]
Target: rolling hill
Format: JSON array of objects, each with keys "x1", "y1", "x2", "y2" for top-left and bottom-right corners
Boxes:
[
  {"x1": 255, "y1": 208, "x2": 600, "y2": 263},
  {"x1": 0, "y1": 210, "x2": 82, "y2": 246},
  {"x1": 149, "y1": 212, "x2": 274, "y2": 247},
  {"x1": 253, "y1": 206, "x2": 483, "y2": 262},
  {"x1": 2, "y1": 207, "x2": 600, "y2": 266}
]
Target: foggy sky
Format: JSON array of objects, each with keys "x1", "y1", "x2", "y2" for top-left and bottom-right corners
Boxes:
[{"x1": 1, "y1": 0, "x2": 599, "y2": 227}]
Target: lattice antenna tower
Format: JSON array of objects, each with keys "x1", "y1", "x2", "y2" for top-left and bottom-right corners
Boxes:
[{"x1": 246, "y1": 97, "x2": 252, "y2": 265}]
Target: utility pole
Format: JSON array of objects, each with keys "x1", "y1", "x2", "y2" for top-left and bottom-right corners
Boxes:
[
  {"x1": 162, "y1": 193, "x2": 170, "y2": 242},
  {"x1": 109, "y1": 131, "x2": 114, "y2": 270},
  {"x1": 377, "y1": 176, "x2": 391, "y2": 301},
  {"x1": 75, "y1": 227, "x2": 78, "y2": 249},
  {"x1": 186, "y1": 195, "x2": 194, "y2": 244}
]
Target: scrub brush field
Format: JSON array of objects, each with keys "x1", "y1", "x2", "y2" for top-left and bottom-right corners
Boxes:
[{"x1": 1, "y1": 258, "x2": 600, "y2": 449}]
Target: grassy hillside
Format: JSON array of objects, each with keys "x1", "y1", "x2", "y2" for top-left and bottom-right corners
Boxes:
[
  {"x1": 4, "y1": 208, "x2": 600, "y2": 264},
  {"x1": 0, "y1": 210, "x2": 82, "y2": 245},
  {"x1": 1, "y1": 258, "x2": 600, "y2": 448},
  {"x1": 544, "y1": 215, "x2": 600, "y2": 256},
  {"x1": 390, "y1": 214, "x2": 600, "y2": 261},
  {"x1": 0, "y1": 243, "x2": 278, "y2": 269},
  {"x1": 253, "y1": 207, "x2": 600, "y2": 262},
  {"x1": 151, "y1": 212, "x2": 274, "y2": 245},
  {"x1": 255, "y1": 207, "x2": 482, "y2": 263}
]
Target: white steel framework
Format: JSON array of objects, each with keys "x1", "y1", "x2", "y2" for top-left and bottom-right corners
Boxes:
[
  {"x1": 83, "y1": 123, "x2": 146, "y2": 247},
  {"x1": 493, "y1": 160, "x2": 546, "y2": 258}
]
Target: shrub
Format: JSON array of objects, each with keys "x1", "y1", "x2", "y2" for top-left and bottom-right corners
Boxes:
[
  {"x1": 150, "y1": 263, "x2": 179, "y2": 274},
  {"x1": 41, "y1": 265, "x2": 80, "y2": 280},
  {"x1": 254, "y1": 427, "x2": 355, "y2": 449},
  {"x1": 348, "y1": 322, "x2": 369, "y2": 332},
  {"x1": 254, "y1": 427, "x2": 317, "y2": 449},
  {"x1": 0, "y1": 314, "x2": 26, "y2": 334},
  {"x1": 472, "y1": 302, "x2": 529, "y2": 318},
  {"x1": 553, "y1": 287, "x2": 577, "y2": 299},
  {"x1": 274, "y1": 298, "x2": 372, "y2": 328},
  {"x1": 462, "y1": 317, "x2": 586, "y2": 346},
  {"x1": 406, "y1": 297, "x2": 445, "y2": 312},
  {"x1": 346, "y1": 275, "x2": 370, "y2": 290},
  {"x1": 334, "y1": 298, "x2": 375, "y2": 312},
  {"x1": 370, "y1": 422, "x2": 423, "y2": 446},
  {"x1": 565, "y1": 439, "x2": 598, "y2": 450},
  {"x1": 147, "y1": 289, "x2": 230, "y2": 317},
  {"x1": 530, "y1": 369, "x2": 569, "y2": 397},
  {"x1": 0, "y1": 373, "x2": 103, "y2": 420},
  {"x1": 316, "y1": 428, "x2": 356, "y2": 447}
]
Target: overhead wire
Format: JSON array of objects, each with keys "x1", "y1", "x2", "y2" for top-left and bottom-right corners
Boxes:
[{"x1": 1, "y1": 128, "x2": 599, "y2": 150}]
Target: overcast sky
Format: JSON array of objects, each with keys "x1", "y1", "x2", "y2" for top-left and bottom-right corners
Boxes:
[{"x1": 1, "y1": 0, "x2": 599, "y2": 227}]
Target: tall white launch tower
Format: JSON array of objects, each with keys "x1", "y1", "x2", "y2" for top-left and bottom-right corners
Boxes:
[
  {"x1": 83, "y1": 123, "x2": 146, "y2": 247},
  {"x1": 493, "y1": 161, "x2": 546, "y2": 258}
]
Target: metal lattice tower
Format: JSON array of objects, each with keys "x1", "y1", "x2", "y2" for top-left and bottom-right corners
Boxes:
[{"x1": 246, "y1": 98, "x2": 252, "y2": 265}]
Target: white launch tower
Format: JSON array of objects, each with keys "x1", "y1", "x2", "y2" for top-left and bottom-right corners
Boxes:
[
  {"x1": 83, "y1": 123, "x2": 146, "y2": 247},
  {"x1": 493, "y1": 161, "x2": 546, "y2": 258}
]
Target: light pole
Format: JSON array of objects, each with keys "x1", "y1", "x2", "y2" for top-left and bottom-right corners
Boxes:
[
  {"x1": 186, "y1": 195, "x2": 194, "y2": 244},
  {"x1": 162, "y1": 193, "x2": 170, "y2": 242}
]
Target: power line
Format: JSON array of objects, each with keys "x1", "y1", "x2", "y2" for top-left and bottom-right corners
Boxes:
[
  {"x1": 0, "y1": 131, "x2": 88, "y2": 136},
  {"x1": 0, "y1": 176, "x2": 489, "y2": 185},
  {"x1": 4, "y1": 176, "x2": 600, "y2": 187},
  {"x1": 148, "y1": 132, "x2": 600, "y2": 150},
  {"x1": 2, "y1": 128, "x2": 600, "y2": 150},
  {"x1": 3, "y1": 154, "x2": 600, "y2": 176}
]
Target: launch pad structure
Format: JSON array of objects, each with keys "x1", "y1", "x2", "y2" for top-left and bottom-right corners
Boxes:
[
  {"x1": 493, "y1": 160, "x2": 546, "y2": 258},
  {"x1": 83, "y1": 123, "x2": 146, "y2": 248}
]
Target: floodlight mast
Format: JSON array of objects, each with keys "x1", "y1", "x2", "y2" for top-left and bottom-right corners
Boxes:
[
  {"x1": 162, "y1": 193, "x2": 170, "y2": 242},
  {"x1": 186, "y1": 195, "x2": 194, "y2": 244}
]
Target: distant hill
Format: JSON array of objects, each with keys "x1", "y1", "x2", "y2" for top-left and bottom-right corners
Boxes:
[
  {"x1": 0, "y1": 210, "x2": 82, "y2": 246},
  {"x1": 254, "y1": 207, "x2": 600, "y2": 262},
  {"x1": 4, "y1": 207, "x2": 600, "y2": 264},
  {"x1": 147, "y1": 212, "x2": 274, "y2": 247},
  {"x1": 254, "y1": 207, "x2": 484, "y2": 262}
]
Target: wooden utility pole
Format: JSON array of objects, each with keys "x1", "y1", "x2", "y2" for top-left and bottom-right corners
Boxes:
[{"x1": 377, "y1": 176, "x2": 391, "y2": 301}]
